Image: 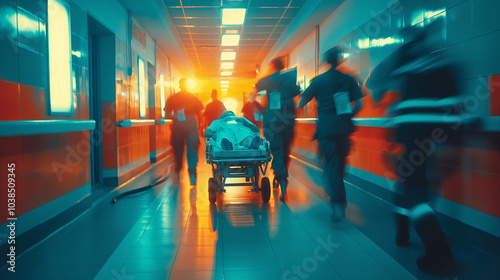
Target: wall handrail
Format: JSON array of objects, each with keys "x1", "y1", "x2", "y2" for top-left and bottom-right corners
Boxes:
[
  {"x1": 0, "y1": 120, "x2": 96, "y2": 137},
  {"x1": 116, "y1": 119, "x2": 155, "y2": 127},
  {"x1": 157, "y1": 119, "x2": 173, "y2": 125},
  {"x1": 295, "y1": 116, "x2": 500, "y2": 131}
]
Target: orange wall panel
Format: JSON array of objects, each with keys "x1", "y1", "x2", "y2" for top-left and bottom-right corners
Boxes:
[{"x1": 0, "y1": 80, "x2": 21, "y2": 121}]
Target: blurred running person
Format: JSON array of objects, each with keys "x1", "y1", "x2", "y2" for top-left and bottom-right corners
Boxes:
[
  {"x1": 203, "y1": 89, "x2": 226, "y2": 130},
  {"x1": 164, "y1": 78, "x2": 204, "y2": 186},
  {"x1": 298, "y1": 46, "x2": 363, "y2": 222},
  {"x1": 242, "y1": 91, "x2": 264, "y2": 128},
  {"x1": 256, "y1": 58, "x2": 301, "y2": 201}
]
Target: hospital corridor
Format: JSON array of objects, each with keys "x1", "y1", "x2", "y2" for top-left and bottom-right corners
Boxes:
[{"x1": 1, "y1": 0, "x2": 500, "y2": 279}]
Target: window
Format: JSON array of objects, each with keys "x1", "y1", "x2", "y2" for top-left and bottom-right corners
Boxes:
[
  {"x1": 159, "y1": 74, "x2": 166, "y2": 118},
  {"x1": 48, "y1": 0, "x2": 72, "y2": 114},
  {"x1": 138, "y1": 56, "x2": 146, "y2": 118}
]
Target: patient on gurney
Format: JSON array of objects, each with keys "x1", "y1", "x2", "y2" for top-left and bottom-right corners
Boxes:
[{"x1": 204, "y1": 111, "x2": 262, "y2": 150}]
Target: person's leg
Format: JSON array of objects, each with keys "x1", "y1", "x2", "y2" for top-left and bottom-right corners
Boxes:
[
  {"x1": 318, "y1": 136, "x2": 346, "y2": 221},
  {"x1": 186, "y1": 128, "x2": 200, "y2": 185},
  {"x1": 171, "y1": 125, "x2": 185, "y2": 184}
]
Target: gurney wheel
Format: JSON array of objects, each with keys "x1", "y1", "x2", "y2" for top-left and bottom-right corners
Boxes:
[
  {"x1": 261, "y1": 177, "x2": 271, "y2": 203},
  {"x1": 208, "y1": 178, "x2": 217, "y2": 204}
]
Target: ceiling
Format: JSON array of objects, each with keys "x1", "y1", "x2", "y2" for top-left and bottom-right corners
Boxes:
[{"x1": 162, "y1": 0, "x2": 307, "y2": 81}]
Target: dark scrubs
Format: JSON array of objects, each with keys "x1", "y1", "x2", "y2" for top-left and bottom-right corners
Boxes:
[
  {"x1": 256, "y1": 71, "x2": 300, "y2": 182},
  {"x1": 299, "y1": 69, "x2": 363, "y2": 205},
  {"x1": 203, "y1": 99, "x2": 226, "y2": 130},
  {"x1": 241, "y1": 101, "x2": 264, "y2": 128},
  {"x1": 165, "y1": 91, "x2": 204, "y2": 176}
]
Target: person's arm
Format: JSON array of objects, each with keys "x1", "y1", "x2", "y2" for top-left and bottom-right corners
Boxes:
[
  {"x1": 297, "y1": 79, "x2": 317, "y2": 109},
  {"x1": 164, "y1": 96, "x2": 173, "y2": 119},
  {"x1": 238, "y1": 117, "x2": 260, "y2": 133},
  {"x1": 204, "y1": 120, "x2": 218, "y2": 138},
  {"x1": 350, "y1": 77, "x2": 364, "y2": 115},
  {"x1": 196, "y1": 98, "x2": 204, "y2": 130}
]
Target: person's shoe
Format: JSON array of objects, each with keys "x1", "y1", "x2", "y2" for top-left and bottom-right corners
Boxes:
[
  {"x1": 396, "y1": 214, "x2": 411, "y2": 247},
  {"x1": 189, "y1": 173, "x2": 197, "y2": 186},
  {"x1": 171, "y1": 171, "x2": 180, "y2": 185},
  {"x1": 331, "y1": 203, "x2": 346, "y2": 223},
  {"x1": 279, "y1": 179, "x2": 287, "y2": 202},
  {"x1": 221, "y1": 138, "x2": 233, "y2": 150},
  {"x1": 417, "y1": 255, "x2": 459, "y2": 275},
  {"x1": 273, "y1": 177, "x2": 279, "y2": 188},
  {"x1": 249, "y1": 136, "x2": 261, "y2": 149}
]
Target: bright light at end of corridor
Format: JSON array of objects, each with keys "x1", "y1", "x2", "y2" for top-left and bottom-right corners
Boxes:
[
  {"x1": 187, "y1": 79, "x2": 196, "y2": 89},
  {"x1": 222, "y1": 8, "x2": 246, "y2": 25}
]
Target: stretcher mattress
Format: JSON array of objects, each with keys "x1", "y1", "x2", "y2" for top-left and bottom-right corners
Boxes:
[{"x1": 212, "y1": 145, "x2": 267, "y2": 159}]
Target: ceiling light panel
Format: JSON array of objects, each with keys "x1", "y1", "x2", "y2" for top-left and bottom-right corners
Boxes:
[
  {"x1": 222, "y1": 8, "x2": 246, "y2": 25},
  {"x1": 221, "y1": 34, "x2": 240, "y2": 46},
  {"x1": 221, "y1": 62, "x2": 234, "y2": 69},
  {"x1": 221, "y1": 51, "x2": 236, "y2": 60},
  {"x1": 221, "y1": 71, "x2": 232, "y2": 76}
]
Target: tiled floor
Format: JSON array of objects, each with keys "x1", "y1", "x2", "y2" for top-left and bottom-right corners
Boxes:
[{"x1": 93, "y1": 161, "x2": 416, "y2": 280}]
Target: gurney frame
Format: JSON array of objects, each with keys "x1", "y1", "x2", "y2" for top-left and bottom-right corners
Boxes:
[{"x1": 205, "y1": 139, "x2": 272, "y2": 204}]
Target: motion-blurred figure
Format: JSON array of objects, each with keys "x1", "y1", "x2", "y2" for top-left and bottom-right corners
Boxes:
[
  {"x1": 366, "y1": 24, "x2": 460, "y2": 275},
  {"x1": 203, "y1": 89, "x2": 226, "y2": 130},
  {"x1": 164, "y1": 78, "x2": 204, "y2": 186},
  {"x1": 241, "y1": 91, "x2": 264, "y2": 128},
  {"x1": 298, "y1": 46, "x2": 363, "y2": 222},
  {"x1": 256, "y1": 58, "x2": 301, "y2": 201}
]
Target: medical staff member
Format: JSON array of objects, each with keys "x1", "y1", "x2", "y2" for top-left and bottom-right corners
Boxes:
[
  {"x1": 241, "y1": 91, "x2": 264, "y2": 128},
  {"x1": 298, "y1": 46, "x2": 363, "y2": 221},
  {"x1": 256, "y1": 58, "x2": 300, "y2": 201},
  {"x1": 164, "y1": 78, "x2": 204, "y2": 186},
  {"x1": 203, "y1": 89, "x2": 226, "y2": 130}
]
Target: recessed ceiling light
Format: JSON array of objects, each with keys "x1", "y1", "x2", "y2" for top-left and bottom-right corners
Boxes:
[
  {"x1": 221, "y1": 51, "x2": 236, "y2": 61},
  {"x1": 221, "y1": 88, "x2": 228, "y2": 92},
  {"x1": 221, "y1": 71, "x2": 232, "y2": 76},
  {"x1": 221, "y1": 62, "x2": 234, "y2": 69},
  {"x1": 221, "y1": 81, "x2": 229, "y2": 84},
  {"x1": 221, "y1": 84, "x2": 229, "y2": 88},
  {"x1": 222, "y1": 8, "x2": 246, "y2": 25},
  {"x1": 221, "y1": 34, "x2": 240, "y2": 46}
]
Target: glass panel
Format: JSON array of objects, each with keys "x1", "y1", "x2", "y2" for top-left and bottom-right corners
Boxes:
[
  {"x1": 48, "y1": 0, "x2": 72, "y2": 114},
  {"x1": 138, "y1": 56, "x2": 146, "y2": 118},
  {"x1": 160, "y1": 74, "x2": 165, "y2": 118}
]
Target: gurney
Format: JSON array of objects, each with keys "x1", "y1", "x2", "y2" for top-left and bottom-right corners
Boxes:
[{"x1": 205, "y1": 138, "x2": 272, "y2": 204}]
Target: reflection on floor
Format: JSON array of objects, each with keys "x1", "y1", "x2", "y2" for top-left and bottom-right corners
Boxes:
[{"x1": 92, "y1": 160, "x2": 416, "y2": 280}]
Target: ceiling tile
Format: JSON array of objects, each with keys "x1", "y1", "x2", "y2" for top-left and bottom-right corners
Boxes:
[
  {"x1": 183, "y1": 7, "x2": 221, "y2": 18},
  {"x1": 244, "y1": 18, "x2": 280, "y2": 26},
  {"x1": 181, "y1": 0, "x2": 221, "y2": 7},
  {"x1": 246, "y1": 8, "x2": 286, "y2": 18},
  {"x1": 167, "y1": 8, "x2": 185, "y2": 17},
  {"x1": 249, "y1": 0, "x2": 292, "y2": 8}
]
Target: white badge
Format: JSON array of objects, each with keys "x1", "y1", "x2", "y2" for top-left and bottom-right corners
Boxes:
[
  {"x1": 269, "y1": 90, "x2": 281, "y2": 110},
  {"x1": 333, "y1": 91, "x2": 353, "y2": 116},
  {"x1": 254, "y1": 112, "x2": 260, "y2": 121},
  {"x1": 177, "y1": 109, "x2": 186, "y2": 121}
]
